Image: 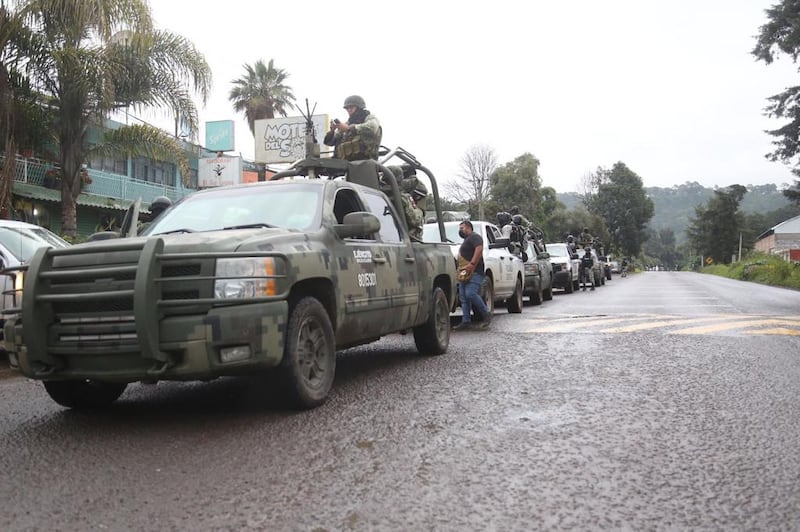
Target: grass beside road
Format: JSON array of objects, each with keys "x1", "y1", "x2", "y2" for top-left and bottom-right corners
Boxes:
[{"x1": 703, "y1": 252, "x2": 800, "y2": 290}]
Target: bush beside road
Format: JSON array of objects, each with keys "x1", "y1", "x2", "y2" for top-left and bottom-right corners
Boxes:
[{"x1": 702, "y1": 252, "x2": 800, "y2": 290}]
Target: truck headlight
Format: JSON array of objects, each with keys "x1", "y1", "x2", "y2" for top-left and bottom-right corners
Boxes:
[{"x1": 214, "y1": 257, "x2": 277, "y2": 299}]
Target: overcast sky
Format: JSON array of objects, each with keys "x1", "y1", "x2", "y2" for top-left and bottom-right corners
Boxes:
[{"x1": 145, "y1": 0, "x2": 799, "y2": 193}]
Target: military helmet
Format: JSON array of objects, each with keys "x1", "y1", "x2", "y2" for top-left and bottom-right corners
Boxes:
[
  {"x1": 149, "y1": 195, "x2": 172, "y2": 216},
  {"x1": 512, "y1": 214, "x2": 524, "y2": 226},
  {"x1": 567, "y1": 234, "x2": 575, "y2": 242},
  {"x1": 343, "y1": 95, "x2": 366, "y2": 109},
  {"x1": 496, "y1": 211, "x2": 511, "y2": 227}
]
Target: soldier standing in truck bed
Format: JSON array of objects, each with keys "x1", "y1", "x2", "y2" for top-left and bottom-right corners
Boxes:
[{"x1": 324, "y1": 95, "x2": 382, "y2": 161}]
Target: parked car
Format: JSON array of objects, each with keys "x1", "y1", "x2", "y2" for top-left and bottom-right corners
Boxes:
[
  {"x1": 523, "y1": 240, "x2": 554, "y2": 305},
  {"x1": 422, "y1": 220, "x2": 525, "y2": 314},
  {"x1": 608, "y1": 260, "x2": 620, "y2": 274},
  {"x1": 546, "y1": 242, "x2": 580, "y2": 294},
  {"x1": 0, "y1": 220, "x2": 71, "y2": 346},
  {"x1": 577, "y1": 247, "x2": 605, "y2": 286}
]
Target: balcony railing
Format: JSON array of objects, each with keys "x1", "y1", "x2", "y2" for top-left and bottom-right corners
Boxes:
[{"x1": 3, "y1": 154, "x2": 195, "y2": 205}]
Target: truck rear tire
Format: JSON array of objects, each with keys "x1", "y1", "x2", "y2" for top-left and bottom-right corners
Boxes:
[
  {"x1": 507, "y1": 277, "x2": 523, "y2": 313},
  {"x1": 543, "y1": 279, "x2": 554, "y2": 301},
  {"x1": 529, "y1": 281, "x2": 543, "y2": 305},
  {"x1": 280, "y1": 297, "x2": 336, "y2": 409},
  {"x1": 564, "y1": 277, "x2": 574, "y2": 294},
  {"x1": 413, "y1": 287, "x2": 450, "y2": 356},
  {"x1": 43, "y1": 380, "x2": 127, "y2": 409},
  {"x1": 480, "y1": 276, "x2": 495, "y2": 315}
]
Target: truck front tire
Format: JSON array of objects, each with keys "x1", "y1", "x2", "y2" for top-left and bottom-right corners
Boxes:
[
  {"x1": 43, "y1": 380, "x2": 127, "y2": 409},
  {"x1": 280, "y1": 297, "x2": 336, "y2": 409},
  {"x1": 413, "y1": 287, "x2": 450, "y2": 356}
]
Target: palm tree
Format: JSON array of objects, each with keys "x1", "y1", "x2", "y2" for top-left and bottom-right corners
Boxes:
[
  {"x1": 0, "y1": 1, "x2": 42, "y2": 218},
  {"x1": 229, "y1": 59, "x2": 296, "y2": 134},
  {"x1": 14, "y1": 0, "x2": 212, "y2": 237}
]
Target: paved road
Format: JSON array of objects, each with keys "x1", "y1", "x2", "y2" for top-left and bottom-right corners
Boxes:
[{"x1": 1, "y1": 272, "x2": 798, "y2": 530}]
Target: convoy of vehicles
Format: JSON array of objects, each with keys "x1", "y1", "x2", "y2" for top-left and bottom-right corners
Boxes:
[
  {"x1": 3, "y1": 142, "x2": 618, "y2": 412},
  {"x1": 3, "y1": 148, "x2": 457, "y2": 410}
]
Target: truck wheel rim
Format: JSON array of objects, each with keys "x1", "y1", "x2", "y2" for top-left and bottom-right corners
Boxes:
[{"x1": 298, "y1": 317, "x2": 329, "y2": 389}]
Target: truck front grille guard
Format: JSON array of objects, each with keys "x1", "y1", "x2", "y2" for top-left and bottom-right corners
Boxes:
[{"x1": 20, "y1": 238, "x2": 289, "y2": 376}]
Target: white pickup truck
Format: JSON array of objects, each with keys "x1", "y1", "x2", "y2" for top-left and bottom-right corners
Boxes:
[{"x1": 422, "y1": 220, "x2": 525, "y2": 314}]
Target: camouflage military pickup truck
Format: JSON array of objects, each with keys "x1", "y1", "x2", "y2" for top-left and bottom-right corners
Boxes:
[{"x1": 3, "y1": 148, "x2": 456, "y2": 410}]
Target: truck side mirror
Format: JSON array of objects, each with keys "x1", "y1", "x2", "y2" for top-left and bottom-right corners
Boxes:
[{"x1": 334, "y1": 211, "x2": 381, "y2": 239}]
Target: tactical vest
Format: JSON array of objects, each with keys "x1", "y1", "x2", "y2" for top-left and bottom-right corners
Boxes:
[{"x1": 335, "y1": 126, "x2": 382, "y2": 161}]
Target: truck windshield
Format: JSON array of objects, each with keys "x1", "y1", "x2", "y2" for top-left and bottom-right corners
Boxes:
[
  {"x1": 142, "y1": 183, "x2": 323, "y2": 235},
  {"x1": 547, "y1": 244, "x2": 570, "y2": 258}
]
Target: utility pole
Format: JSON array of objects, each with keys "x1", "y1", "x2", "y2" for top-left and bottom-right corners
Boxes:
[{"x1": 738, "y1": 232, "x2": 743, "y2": 262}]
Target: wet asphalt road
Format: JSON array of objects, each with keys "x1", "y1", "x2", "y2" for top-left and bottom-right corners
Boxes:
[{"x1": 1, "y1": 272, "x2": 799, "y2": 531}]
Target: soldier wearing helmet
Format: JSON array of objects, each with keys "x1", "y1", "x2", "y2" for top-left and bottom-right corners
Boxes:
[
  {"x1": 324, "y1": 95, "x2": 382, "y2": 161},
  {"x1": 149, "y1": 196, "x2": 172, "y2": 221},
  {"x1": 579, "y1": 227, "x2": 593, "y2": 247},
  {"x1": 566, "y1": 234, "x2": 578, "y2": 257}
]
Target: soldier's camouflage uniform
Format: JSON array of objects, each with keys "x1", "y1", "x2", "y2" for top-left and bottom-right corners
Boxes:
[{"x1": 324, "y1": 112, "x2": 382, "y2": 161}]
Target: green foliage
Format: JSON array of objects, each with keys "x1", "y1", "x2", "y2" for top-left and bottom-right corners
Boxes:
[
  {"x1": 752, "y1": 1, "x2": 800, "y2": 204},
  {"x1": 702, "y1": 252, "x2": 800, "y2": 289},
  {"x1": 546, "y1": 204, "x2": 608, "y2": 245},
  {"x1": 642, "y1": 227, "x2": 685, "y2": 270},
  {"x1": 687, "y1": 185, "x2": 747, "y2": 264},
  {"x1": 229, "y1": 59, "x2": 296, "y2": 134},
  {"x1": 587, "y1": 162, "x2": 654, "y2": 257},
  {"x1": 614, "y1": 182, "x2": 800, "y2": 248},
  {"x1": 8, "y1": 0, "x2": 212, "y2": 236},
  {"x1": 99, "y1": 123, "x2": 190, "y2": 184},
  {"x1": 487, "y1": 153, "x2": 543, "y2": 222}
]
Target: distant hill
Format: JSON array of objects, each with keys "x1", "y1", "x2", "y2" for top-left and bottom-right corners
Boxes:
[{"x1": 556, "y1": 182, "x2": 799, "y2": 245}]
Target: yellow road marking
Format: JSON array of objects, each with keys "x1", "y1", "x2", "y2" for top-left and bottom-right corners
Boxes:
[
  {"x1": 601, "y1": 316, "x2": 733, "y2": 333},
  {"x1": 744, "y1": 327, "x2": 800, "y2": 336},
  {"x1": 525, "y1": 315, "x2": 654, "y2": 333},
  {"x1": 523, "y1": 314, "x2": 800, "y2": 336},
  {"x1": 674, "y1": 319, "x2": 800, "y2": 335}
]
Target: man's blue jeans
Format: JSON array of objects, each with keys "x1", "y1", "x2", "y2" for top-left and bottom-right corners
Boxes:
[{"x1": 458, "y1": 272, "x2": 489, "y2": 323}]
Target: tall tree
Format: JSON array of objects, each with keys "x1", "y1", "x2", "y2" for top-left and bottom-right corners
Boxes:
[
  {"x1": 687, "y1": 185, "x2": 747, "y2": 264},
  {"x1": 587, "y1": 162, "x2": 654, "y2": 257},
  {"x1": 14, "y1": 0, "x2": 211, "y2": 237},
  {"x1": 444, "y1": 144, "x2": 497, "y2": 221},
  {"x1": 488, "y1": 152, "x2": 543, "y2": 223},
  {"x1": 0, "y1": 2, "x2": 50, "y2": 218},
  {"x1": 229, "y1": 58, "x2": 294, "y2": 181},
  {"x1": 753, "y1": 1, "x2": 800, "y2": 205},
  {"x1": 229, "y1": 59, "x2": 295, "y2": 132},
  {"x1": 642, "y1": 228, "x2": 684, "y2": 270}
]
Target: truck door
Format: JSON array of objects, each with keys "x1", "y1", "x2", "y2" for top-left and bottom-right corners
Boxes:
[
  {"x1": 332, "y1": 188, "x2": 398, "y2": 338},
  {"x1": 360, "y1": 189, "x2": 419, "y2": 334},
  {"x1": 485, "y1": 224, "x2": 514, "y2": 293}
]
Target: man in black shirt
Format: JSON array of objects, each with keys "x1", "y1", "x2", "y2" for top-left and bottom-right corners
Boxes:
[{"x1": 453, "y1": 220, "x2": 492, "y2": 330}]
